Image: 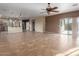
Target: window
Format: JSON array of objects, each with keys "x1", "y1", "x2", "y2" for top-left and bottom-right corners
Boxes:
[{"x1": 60, "y1": 18, "x2": 72, "y2": 34}]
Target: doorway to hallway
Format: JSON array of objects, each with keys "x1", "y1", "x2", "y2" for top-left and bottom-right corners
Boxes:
[{"x1": 22, "y1": 19, "x2": 35, "y2": 32}]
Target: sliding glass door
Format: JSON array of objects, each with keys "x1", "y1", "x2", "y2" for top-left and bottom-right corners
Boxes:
[{"x1": 60, "y1": 18, "x2": 72, "y2": 35}]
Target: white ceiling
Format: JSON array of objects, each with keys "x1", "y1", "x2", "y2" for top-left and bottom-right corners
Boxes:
[{"x1": 0, "y1": 3, "x2": 79, "y2": 18}]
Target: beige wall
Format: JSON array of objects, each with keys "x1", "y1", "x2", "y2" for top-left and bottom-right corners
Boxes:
[
  {"x1": 45, "y1": 10, "x2": 79, "y2": 33},
  {"x1": 33, "y1": 16, "x2": 45, "y2": 32},
  {"x1": 72, "y1": 17, "x2": 78, "y2": 39}
]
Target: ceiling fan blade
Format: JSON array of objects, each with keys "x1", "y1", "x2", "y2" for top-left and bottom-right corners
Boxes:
[
  {"x1": 51, "y1": 10, "x2": 59, "y2": 12},
  {"x1": 52, "y1": 7, "x2": 58, "y2": 10}
]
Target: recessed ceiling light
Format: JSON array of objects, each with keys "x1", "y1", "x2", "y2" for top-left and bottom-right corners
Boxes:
[{"x1": 72, "y1": 3, "x2": 78, "y2": 6}]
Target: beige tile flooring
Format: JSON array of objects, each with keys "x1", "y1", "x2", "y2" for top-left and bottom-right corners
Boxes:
[{"x1": 0, "y1": 32, "x2": 79, "y2": 56}]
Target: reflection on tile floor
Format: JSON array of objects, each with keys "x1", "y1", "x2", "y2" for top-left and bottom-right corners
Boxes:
[{"x1": 0, "y1": 32, "x2": 79, "y2": 56}]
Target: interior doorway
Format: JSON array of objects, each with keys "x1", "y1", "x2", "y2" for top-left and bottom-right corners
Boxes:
[
  {"x1": 22, "y1": 19, "x2": 36, "y2": 32},
  {"x1": 22, "y1": 20, "x2": 30, "y2": 32}
]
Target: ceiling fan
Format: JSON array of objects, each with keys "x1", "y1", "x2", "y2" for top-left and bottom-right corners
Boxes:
[{"x1": 41, "y1": 3, "x2": 59, "y2": 15}]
